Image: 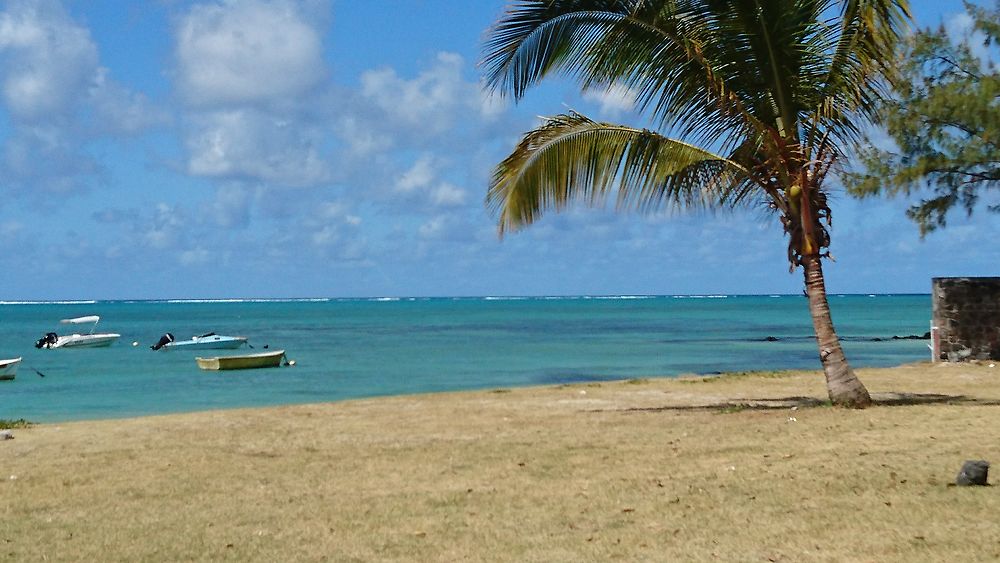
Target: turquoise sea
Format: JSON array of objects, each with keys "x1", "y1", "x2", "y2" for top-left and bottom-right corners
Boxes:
[{"x1": 0, "y1": 295, "x2": 931, "y2": 423}]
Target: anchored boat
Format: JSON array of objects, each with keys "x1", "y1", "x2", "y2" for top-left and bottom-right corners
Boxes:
[
  {"x1": 35, "y1": 316, "x2": 121, "y2": 349},
  {"x1": 0, "y1": 357, "x2": 21, "y2": 381},
  {"x1": 195, "y1": 350, "x2": 287, "y2": 371},
  {"x1": 151, "y1": 332, "x2": 249, "y2": 351}
]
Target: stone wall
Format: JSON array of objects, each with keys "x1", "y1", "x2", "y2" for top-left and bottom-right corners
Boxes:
[{"x1": 932, "y1": 277, "x2": 1000, "y2": 361}]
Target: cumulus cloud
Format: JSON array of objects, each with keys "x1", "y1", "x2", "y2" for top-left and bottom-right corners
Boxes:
[
  {"x1": 175, "y1": 0, "x2": 334, "y2": 187},
  {"x1": 184, "y1": 109, "x2": 330, "y2": 186},
  {"x1": 391, "y1": 155, "x2": 468, "y2": 208},
  {"x1": 143, "y1": 203, "x2": 187, "y2": 250},
  {"x1": 0, "y1": 0, "x2": 164, "y2": 196},
  {"x1": 395, "y1": 156, "x2": 436, "y2": 194},
  {"x1": 359, "y1": 52, "x2": 500, "y2": 136},
  {"x1": 335, "y1": 115, "x2": 393, "y2": 157},
  {"x1": 297, "y1": 198, "x2": 369, "y2": 261},
  {"x1": 0, "y1": 0, "x2": 97, "y2": 121},
  {"x1": 582, "y1": 83, "x2": 638, "y2": 117},
  {"x1": 175, "y1": 0, "x2": 327, "y2": 108},
  {"x1": 2, "y1": 126, "x2": 107, "y2": 193},
  {"x1": 430, "y1": 182, "x2": 466, "y2": 207},
  {"x1": 88, "y1": 68, "x2": 168, "y2": 134}
]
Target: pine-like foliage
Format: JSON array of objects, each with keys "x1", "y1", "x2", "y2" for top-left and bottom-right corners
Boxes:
[{"x1": 849, "y1": 1, "x2": 1000, "y2": 235}]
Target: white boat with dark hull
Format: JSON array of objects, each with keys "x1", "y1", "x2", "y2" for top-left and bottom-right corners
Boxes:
[
  {"x1": 0, "y1": 357, "x2": 20, "y2": 380},
  {"x1": 35, "y1": 316, "x2": 121, "y2": 349},
  {"x1": 151, "y1": 332, "x2": 249, "y2": 351}
]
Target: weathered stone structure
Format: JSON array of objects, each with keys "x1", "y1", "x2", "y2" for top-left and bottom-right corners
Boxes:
[{"x1": 932, "y1": 277, "x2": 1000, "y2": 362}]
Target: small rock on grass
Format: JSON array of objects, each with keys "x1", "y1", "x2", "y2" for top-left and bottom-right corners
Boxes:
[{"x1": 956, "y1": 460, "x2": 990, "y2": 486}]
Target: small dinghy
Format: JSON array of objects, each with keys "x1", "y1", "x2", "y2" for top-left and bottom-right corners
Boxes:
[{"x1": 195, "y1": 350, "x2": 287, "y2": 371}]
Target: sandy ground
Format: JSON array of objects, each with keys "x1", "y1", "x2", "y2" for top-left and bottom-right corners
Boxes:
[{"x1": 3, "y1": 362, "x2": 1000, "y2": 562}]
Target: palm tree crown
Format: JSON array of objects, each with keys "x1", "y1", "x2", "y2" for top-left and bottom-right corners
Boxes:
[
  {"x1": 481, "y1": 0, "x2": 911, "y2": 407},
  {"x1": 483, "y1": 0, "x2": 908, "y2": 257}
]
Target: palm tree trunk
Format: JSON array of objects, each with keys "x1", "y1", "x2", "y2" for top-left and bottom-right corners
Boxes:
[{"x1": 801, "y1": 254, "x2": 872, "y2": 408}]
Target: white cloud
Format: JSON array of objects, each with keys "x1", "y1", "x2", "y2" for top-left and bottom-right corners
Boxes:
[
  {"x1": 582, "y1": 83, "x2": 638, "y2": 117},
  {"x1": 175, "y1": 1, "x2": 334, "y2": 187},
  {"x1": 418, "y1": 216, "x2": 447, "y2": 239},
  {"x1": 88, "y1": 68, "x2": 169, "y2": 134},
  {"x1": 0, "y1": 0, "x2": 97, "y2": 120},
  {"x1": 431, "y1": 182, "x2": 467, "y2": 207},
  {"x1": 335, "y1": 115, "x2": 393, "y2": 157},
  {"x1": 0, "y1": 1, "x2": 163, "y2": 197},
  {"x1": 203, "y1": 184, "x2": 253, "y2": 228},
  {"x1": 175, "y1": 0, "x2": 326, "y2": 107},
  {"x1": 396, "y1": 156, "x2": 435, "y2": 193},
  {"x1": 2, "y1": 126, "x2": 106, "y2": 193},
  {"x1": 142, "y1": 203, "x2": 186, "y2": 250},
  {"x1": 360, "y1": 52, "x2": 497, "y2": 135},
  {"x1": 477, "y1": 85, "x2": 508, "y2": 119},
  {"x1": 311, "y1": 225, "x2": 340, "y2": 247},
  {"x1": 392, "y1": 155, "x2": 467, "y2": 208},
  {"x1": 184, "y1": 109, "x2": 330, "y2": 186}
]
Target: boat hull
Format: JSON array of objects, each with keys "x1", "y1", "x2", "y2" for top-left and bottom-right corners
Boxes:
[
  {"x1": 51, "y1": 334, "x2": 121, "y2": 348},
  {"x1": 162, "y1": 335, "x2": 248, "y2": 351},
  {"x1": 196, "y1": 350, "x2": 285, "y2": 371},
  {"x1": 0, "y1": 357, "x2": 20, "y2": 381}
]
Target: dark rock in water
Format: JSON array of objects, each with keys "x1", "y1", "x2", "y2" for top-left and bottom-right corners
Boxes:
[
  {"x1": 763, "y1": 336, "x2": 780, "y2": 342},
  {"x1": 892, "y1": 332, "x2": 932, "y2": 340},
  {"x1": 956, "y1": 460, "x2": 990, "y2": 486},
  {"x1": 870, "y1": 337, "x2": 884, "y2": 342}
]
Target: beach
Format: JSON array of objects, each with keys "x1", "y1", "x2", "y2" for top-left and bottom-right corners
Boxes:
[{"x1": 4, "y1": 362, "x2": 1000, "y2": 562}]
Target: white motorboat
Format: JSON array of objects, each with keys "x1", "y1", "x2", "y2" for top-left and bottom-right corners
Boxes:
[
  {"x1": 35, "y1": 316, "x2": 121, "y2": 349},
  {"x1": 0, "y1": 357, "x2": 20, "y2": 380},
  {"x1": 151, "y1": 332, "x2": 249, "y2": 351}
]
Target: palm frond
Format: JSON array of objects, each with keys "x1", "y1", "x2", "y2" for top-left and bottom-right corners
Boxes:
[
  {"x1": 813, "y1": 0, "x2": 911, "y2": 146},
  {"x1": 481, "y1": 0, "x2": 766, "y2": 152},
  {"x1": 487, "y1": 112, "x2": 757, "y2": 234},
  {"x1": 482, "y1": 1, "x2": 911, "y2": 157}
]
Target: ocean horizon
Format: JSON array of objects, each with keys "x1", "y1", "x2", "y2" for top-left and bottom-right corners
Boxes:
[
  {"x1": 0, "y1": 292, "x2": 933, "y2": 304},
  {"x1": 1, "y1": 294, "x2": 932, "y2": 423}
]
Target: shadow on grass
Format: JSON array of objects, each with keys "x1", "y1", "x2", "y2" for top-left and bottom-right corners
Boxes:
[{"x1": 613, "y1": 393, "x2": 1000, "y2": 414}]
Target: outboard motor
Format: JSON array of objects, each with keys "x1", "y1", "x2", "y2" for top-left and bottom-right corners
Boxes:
[
  {"x1": 35, "y1": 332, "x2": 58, "y2": 349},
  {"x1": 151, "y1": 333, "x2": 175, "y2": 351}
]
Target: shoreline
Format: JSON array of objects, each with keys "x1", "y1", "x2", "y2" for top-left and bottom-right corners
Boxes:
[
  {"x1": 3, "y1": 361, "x2": 926, "y2": 426},
  {"x1": 5, "y1": 361, "x2": 1000, "y2": 561}
]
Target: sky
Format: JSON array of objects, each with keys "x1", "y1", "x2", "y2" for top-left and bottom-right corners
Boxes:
[{"x1": 0, "y1": 0, "x2": 995, "y2": 300}]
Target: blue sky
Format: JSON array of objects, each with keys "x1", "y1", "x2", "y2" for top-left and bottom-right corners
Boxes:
[{"x1": 0, "y1": 0, "x2": 994, "y2": 300}]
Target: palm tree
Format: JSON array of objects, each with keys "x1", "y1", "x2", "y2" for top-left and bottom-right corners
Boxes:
[{"x1": 481, "y1": 0, "x2": 911, "y2": 407}]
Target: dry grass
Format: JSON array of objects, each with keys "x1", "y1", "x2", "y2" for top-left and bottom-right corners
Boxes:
[{"x1": 3, "y1": 362, "x2": 1000, "y2": 562}]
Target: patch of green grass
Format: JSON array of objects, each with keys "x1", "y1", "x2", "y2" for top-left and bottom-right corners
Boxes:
[
  {"x1": 681, "y1": 370, "x2": 801, "y2": 383},
  {"x1": 0, "y1": 418, "x2": 33, "y2": 429},
  {"x1": 625, "y1": 378, "x2": 649, "y2": 385}
]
